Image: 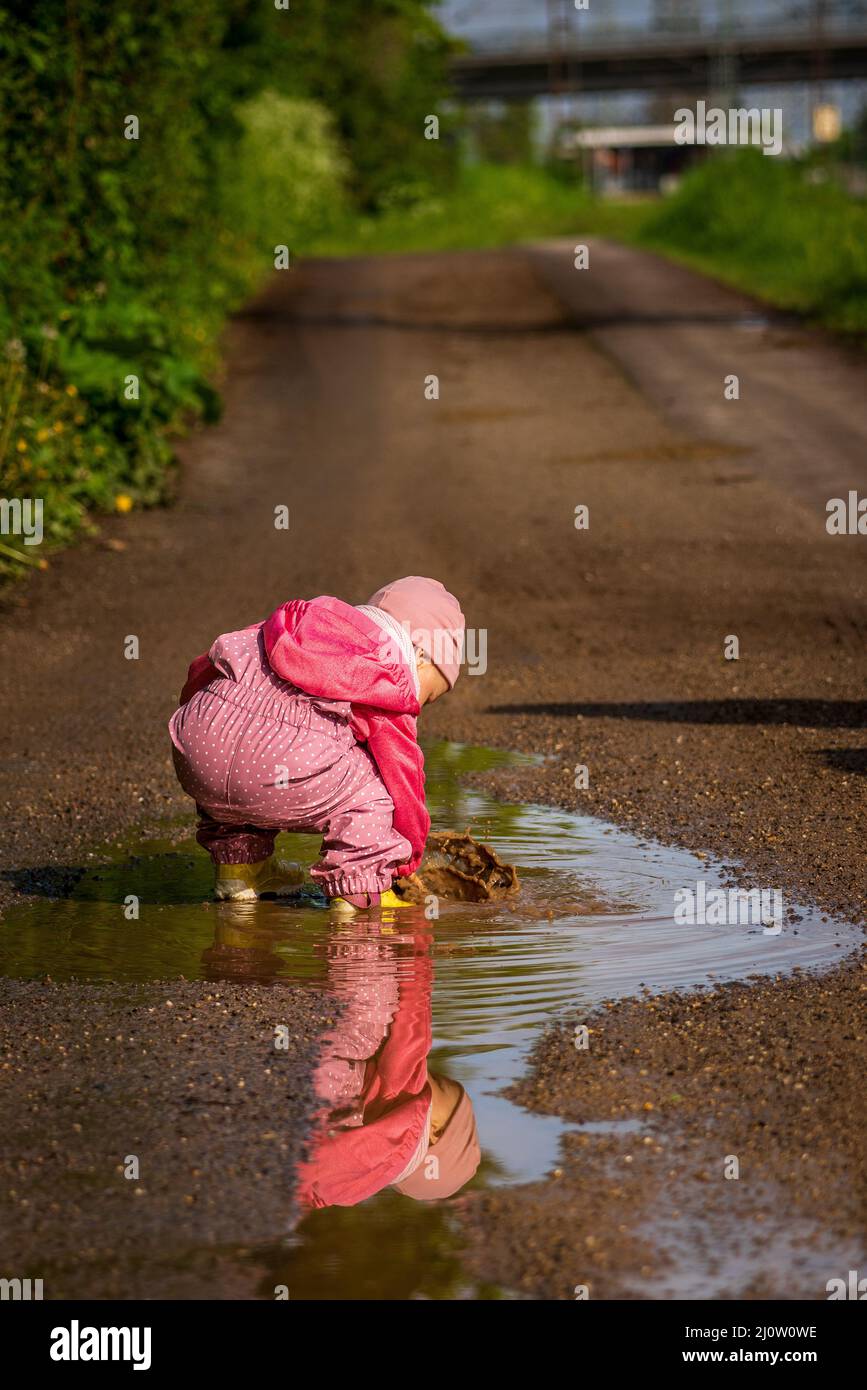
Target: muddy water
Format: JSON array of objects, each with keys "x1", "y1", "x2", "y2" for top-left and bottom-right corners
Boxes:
[{"x1": 0, "y1": 742, "x2": 860, "y2": 1299}]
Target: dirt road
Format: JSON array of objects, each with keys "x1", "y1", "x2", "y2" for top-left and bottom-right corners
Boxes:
[
  {"x1": 1, "y1": 243, "x2": 865, "y2": 1297},
  {"x1": 2, "y1": 244, "x2": 865, "y2": 920}
]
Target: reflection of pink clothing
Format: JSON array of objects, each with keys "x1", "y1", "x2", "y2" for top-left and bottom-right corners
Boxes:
[
  {"x1": 169, "y1": 626, "x2": 411, "y2": 897},
  {"x1": 296, "y1": 931, "x2": 433, "y2": 1209},
  {"x1": 313, "y1": 938, "x2": 401, "y2": 1119}
]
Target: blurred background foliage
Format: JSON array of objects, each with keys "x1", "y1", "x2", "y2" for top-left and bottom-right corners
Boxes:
[
  {"x1": 635, "y1": 146, "x2": 867, "y2": 334},
  {"x1": 4, "y1": 1, "x2": 867, "y2": 580},
  {"x1": 0, "y1": 0, "x2": 456, "y2": 572}
]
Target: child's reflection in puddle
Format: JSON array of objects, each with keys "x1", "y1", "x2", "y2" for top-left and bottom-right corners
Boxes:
[{"x1": 201, "y1": 906, "x2": 480, "y2": 1205}]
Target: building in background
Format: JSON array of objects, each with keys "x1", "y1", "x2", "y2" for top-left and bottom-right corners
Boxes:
[
  {"x1": 444, "y1": 0, "x2": 867, "y2": 156},
  {"x1": 561, "y1": 124, "x2": 704, "y2": 194}
]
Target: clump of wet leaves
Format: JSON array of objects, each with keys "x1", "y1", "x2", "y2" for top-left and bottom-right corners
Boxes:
[{"x1": 396, "y1": 830, "x2": 519, "y2": 903}]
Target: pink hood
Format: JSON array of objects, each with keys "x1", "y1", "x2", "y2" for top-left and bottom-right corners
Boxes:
[{"x1": 263, "y1": 596, "x2": 420, "y2": 717}]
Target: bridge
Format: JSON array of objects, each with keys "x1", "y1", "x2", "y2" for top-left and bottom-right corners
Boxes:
[{"x1": 449, "y1": 9, "x2": 867, "y2": 101}]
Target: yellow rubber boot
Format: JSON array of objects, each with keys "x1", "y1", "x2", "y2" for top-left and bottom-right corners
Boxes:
[
  {"x1": 381, "y1": 889, "x2": 413, "y2": 909},
  {"x1": 329, "y1": 888, "x2": 413, "y2": 913},
  {"x1": 214, "y1": 856, "x2": 305, "y2": 901}
]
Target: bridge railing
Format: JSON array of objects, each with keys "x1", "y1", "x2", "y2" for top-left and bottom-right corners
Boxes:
[{"x1": 459, "y1": 4, "x2": 867, "y2": 57}]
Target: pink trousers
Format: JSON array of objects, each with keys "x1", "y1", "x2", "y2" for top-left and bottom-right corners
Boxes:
[{"x1": 169, "y1": 631, "x2": 411, "y2": 898}]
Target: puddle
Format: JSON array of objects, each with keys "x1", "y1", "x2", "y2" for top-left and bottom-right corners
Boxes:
[
  {"x1": 0, "y1": 740, "x2": 860, "y2": 1299},
  {"x1": 635, "y1": 1196, "x2": 866, "y2": 1302}
]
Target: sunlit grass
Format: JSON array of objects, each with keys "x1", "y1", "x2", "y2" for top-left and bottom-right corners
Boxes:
[{"x1": 305, "y1": 163, "x2": 597, "y2": 255}]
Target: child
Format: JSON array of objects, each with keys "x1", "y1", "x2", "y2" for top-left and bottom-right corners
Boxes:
[{"x1": 169, "y1": 576, "x2": 465, "y2": 910}]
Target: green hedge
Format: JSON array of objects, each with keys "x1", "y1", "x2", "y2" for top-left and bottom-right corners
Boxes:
[
  {"x1": 638, "y1": 148, "x2": 867, "y2": 334},
  {"x1": 0, "y1": 0, "x2": 451, "y2": 575},
  {"x1": 309, "y1": 162, "x2": 590, "y2": 256}
]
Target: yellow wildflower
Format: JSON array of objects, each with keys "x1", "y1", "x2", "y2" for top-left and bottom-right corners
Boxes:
[{"x1": 115, "y1": 494, "x2": 133, "y2": 513}]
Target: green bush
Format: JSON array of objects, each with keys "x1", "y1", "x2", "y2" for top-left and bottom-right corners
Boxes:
[
  {"x1": 225, "y1": 92, "x2": 349, "y2": 249},
  {"x1": 638, "y1": 148, "x2": 867, "y2": 333},
  {"x1": 0, "y1": 0, "x2": 451, "y2": 578},
  {"x1": 310, "y1": 162, "x2": 589, "y2": 256}
]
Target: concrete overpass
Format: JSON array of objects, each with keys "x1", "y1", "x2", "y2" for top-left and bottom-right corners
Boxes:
[{"x1": 451, "y1": 24, "x2": 867, "y2": 101}]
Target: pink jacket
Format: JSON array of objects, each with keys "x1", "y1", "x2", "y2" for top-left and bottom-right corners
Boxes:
[{"x1": 179, "y1": 596, "x2": 429, "y2": 876}]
